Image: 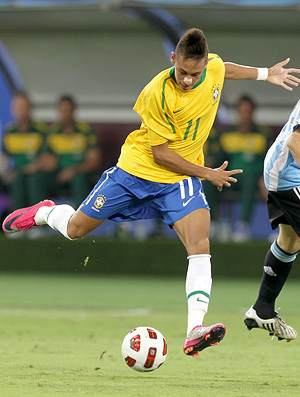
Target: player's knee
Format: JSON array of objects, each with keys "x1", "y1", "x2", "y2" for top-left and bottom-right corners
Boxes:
[
  {"x1": 67, "y1": 222, "x2": 87, "y2": 239},
  {"x1": 187, "y1": 237, "x2": 210, "y2": 255}
]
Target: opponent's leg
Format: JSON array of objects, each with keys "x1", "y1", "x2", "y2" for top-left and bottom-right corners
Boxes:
[
  {"x1": 173, "y1": 209, "x2": 226, "y2": 356},
  {"x1": 253, "y1": 241, "x2": 295, "y2": 319},
  {"x1": 244, "y1": 224, "x2": 299, "y2": 341}
]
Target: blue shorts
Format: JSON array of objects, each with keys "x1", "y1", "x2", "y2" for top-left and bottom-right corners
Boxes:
[{"x1": 81, "y1": 167, "x2": 210, "y2": 226}]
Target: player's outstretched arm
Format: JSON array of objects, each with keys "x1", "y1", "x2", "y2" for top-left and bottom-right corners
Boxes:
[
  {"x1": 267, "y1": 58, "x2": 300, "y2": 91},
  {"x1": 224, "y1": 58, "x2": 300, "y2": 91},
  {"x1": 151, "y1": 142, "x2": 243, "y2": 190}
]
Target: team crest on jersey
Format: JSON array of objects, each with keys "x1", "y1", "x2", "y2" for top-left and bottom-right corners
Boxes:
[
  {"x1": 94, "y1": 195, "x2": 106, "y2": 209},
  {"x1": 212, "y1": 84, "x2": 221, "y2": 104}
]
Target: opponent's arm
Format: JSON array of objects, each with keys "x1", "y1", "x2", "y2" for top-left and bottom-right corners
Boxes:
[
  {"x1": 287, "y1": 127, "x2": 300, "y2": 166},
  {"x1": 225, "y1": 58, "x2": 300, "y2": 91},
  {"x1": 151, "y1": 141, "x2": 242, "y2": 190}
]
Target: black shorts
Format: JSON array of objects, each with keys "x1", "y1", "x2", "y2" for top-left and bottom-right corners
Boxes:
[{"x1": 267, "y1": 188, "x2": 300, "y2": 237}]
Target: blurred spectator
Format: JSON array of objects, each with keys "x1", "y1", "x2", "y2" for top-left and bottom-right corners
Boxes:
[
  {"x1": 205, "y1": 95, "x2": 273, "y2": 241},
  {"x1": 1, "y1": 93, "x2": 55, "y2": 211},
  {"x1": 47, "y1": 95, "x2": 101, "y2": 208}
]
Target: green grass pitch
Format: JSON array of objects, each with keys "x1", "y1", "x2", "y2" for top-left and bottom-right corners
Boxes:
[{"x1": 1, "y1": 273, "x2": 300, "y2": 396}]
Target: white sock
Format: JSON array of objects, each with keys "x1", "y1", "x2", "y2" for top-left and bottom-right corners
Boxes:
[
  {"x1": 35, "y1": 204, "x2": 75, "y2": 240},
  {"x1": 186, "y1": 254, "x2": 212, "y2": 335}
]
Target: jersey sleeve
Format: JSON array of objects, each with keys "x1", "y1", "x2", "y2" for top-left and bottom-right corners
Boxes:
[
  {"x1": 133, "y1": 79, "x2": 180, "y2": 146},
  {"x1": 78, "y1": 122, "x2": 99, "y2": 149},
  {"x1": 34, "y1": 121, "x2": 51, "y2": 153}
]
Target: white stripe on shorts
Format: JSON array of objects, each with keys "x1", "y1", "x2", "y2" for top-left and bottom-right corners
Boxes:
[
  {"x1": 293, "y1": 187, "x2": 300, "y2": 201},
  {"x1": 187, "y1": 177, "x2": 194, "y2": 197},
  {"x1": 85, "y1": 167, "x2": 116, "y2": 205},
  {"x1": 179, "y1": 180, "x2": 185, "y2": 200}
]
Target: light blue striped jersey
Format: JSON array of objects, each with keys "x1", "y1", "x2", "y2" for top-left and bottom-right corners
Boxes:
[{"x1": 264, "y1": 100, "x2": 300, "y2": 191}]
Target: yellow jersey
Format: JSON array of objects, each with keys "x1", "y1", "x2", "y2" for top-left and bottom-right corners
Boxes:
[{"x1": 117, "y1": 53, "x2": 225, "y2": 183}]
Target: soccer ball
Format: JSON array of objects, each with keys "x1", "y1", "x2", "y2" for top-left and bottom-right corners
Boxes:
[{"x1": 121, "y1": 326, "x2": 167, "y2": 372}]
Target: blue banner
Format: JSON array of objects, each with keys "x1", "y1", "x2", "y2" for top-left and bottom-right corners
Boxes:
[{"x1": 0, "y1": 42, "x2": 24, "y2": 135}]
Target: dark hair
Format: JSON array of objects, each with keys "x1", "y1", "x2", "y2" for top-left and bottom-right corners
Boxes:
[
  {"x1": 58, "y1": 95, "x2": 77, "y2": 109},
  {"x1": 237, "y1": 95, "x2": 256, "y2": 110},
  {"x1": 175, "y1": 28, "x2": 208, "y2": 61}
]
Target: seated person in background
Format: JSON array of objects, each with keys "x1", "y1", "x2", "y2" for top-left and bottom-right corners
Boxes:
[
  {"x1": 2, "y1": 93, "x2": 55, "y2": 211},
  {"x1": 205, "y1": 95, "x2": 272, "y2": 241},
  {"x1": 47, "y1": 95, "x2": 101, "y2": 208}
]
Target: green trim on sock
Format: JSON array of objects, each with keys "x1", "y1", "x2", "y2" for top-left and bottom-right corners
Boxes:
[
  {"x1": 187, "y1": 290, "x2": 210, "y2": 300},
  {"x1": 45, "y1": 206, "x2": 56, "y2": 224}
]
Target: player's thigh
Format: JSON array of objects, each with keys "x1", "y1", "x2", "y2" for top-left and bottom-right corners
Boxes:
[
  {"x1": 277, "y1": 224, "x2": 300, "y2": 253},
  {"x1": 81, "y1": 167, "x2": 136, "y2": 220},
  {"x1": 173, "y1": 208, "x2": 210, "y2": 255}
]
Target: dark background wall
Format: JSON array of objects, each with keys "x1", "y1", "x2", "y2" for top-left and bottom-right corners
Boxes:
[{"x1": 1, "y1": 236, "x2": 299, "y2": 278}]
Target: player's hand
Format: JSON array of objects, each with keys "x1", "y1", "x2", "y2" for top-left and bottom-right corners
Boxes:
[
  {"x1": 22, "y1": 162, "x2": 40, "y2": 174},
  {"x1": 57, "y1": 167, "x2": 76, "y2": 184},
  {"x1": 267, "y1": 58, "x2": 300, "y2": 91},
  {"x1": 208, "y1": 161, "x2": 243, "y2": 191}
]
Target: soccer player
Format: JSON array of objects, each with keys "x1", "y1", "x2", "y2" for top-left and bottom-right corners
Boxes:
[
  {"x1": 47, "y1": 95, "x2": 101, "y2": 208},
  {"x1": 2, "y1": 93, "x2": 54, "y2": 211},
  {"x1": 3, "y1": 29, "x2": 300, "y2": 357},
  {"x1": 244, "y1": 100, "x2": 300, "y2": 342}
]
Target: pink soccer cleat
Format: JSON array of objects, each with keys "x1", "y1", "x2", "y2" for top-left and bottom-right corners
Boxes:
[
  {"x1": 183, "y1": 323, "x2": 226, "y2": 357},
  {"x1": 2, "y1": 200, "x2": 55, "y2": 233}
]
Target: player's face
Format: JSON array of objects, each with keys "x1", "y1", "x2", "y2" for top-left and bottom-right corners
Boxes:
[
  {"x1": 58, "y1": 100, "x2": 75, "y2": 123},
  {"x1": 237, "y1": 100, "x2": 254, "y2": 125},
  {"x1": 171, "y1": 52, "x2": 208, "y2": 92},
  {"x1": 12, "y1": 96, "x2": 31, "y2": 123}
]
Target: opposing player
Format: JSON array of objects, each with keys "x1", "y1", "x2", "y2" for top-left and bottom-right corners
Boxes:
[
  {"x1": 244, "y1": 100, "x2": 300, "y2": 342},
  {"x1": 3, "y1": 29, "x2": 300, "y2": 356}
]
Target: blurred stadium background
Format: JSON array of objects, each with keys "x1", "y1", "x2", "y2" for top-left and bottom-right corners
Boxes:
[
  {"x1": 1, "y1": 0, "x2": 300, "y2": 124},
  {"x1": 1, "y1": 3, "x2": 300, "y2": 396},
  {"x1": 1, "y1": 0, "x2": 300, "y2": 273}
]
